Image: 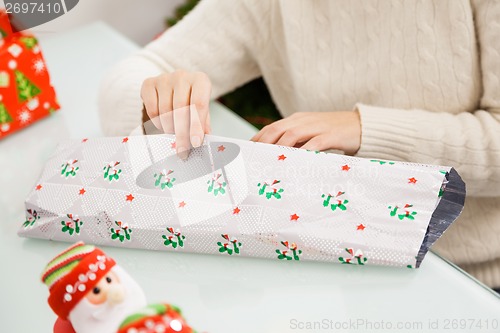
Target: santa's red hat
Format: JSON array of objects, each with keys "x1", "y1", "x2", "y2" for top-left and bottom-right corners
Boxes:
[{"x1": 41, "y1": 242, "x2": 116, "y2": 319}]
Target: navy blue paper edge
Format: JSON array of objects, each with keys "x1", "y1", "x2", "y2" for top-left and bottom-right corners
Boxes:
[{"x1": 416, "y1": 168, "x2": 466, "y2": 267}]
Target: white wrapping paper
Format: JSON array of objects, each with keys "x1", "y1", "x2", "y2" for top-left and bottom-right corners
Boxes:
[{"x1": 18, "y1": 135, "x2": 465, "y2": 268}]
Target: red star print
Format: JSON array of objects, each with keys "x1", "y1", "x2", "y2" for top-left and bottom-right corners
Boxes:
[
  {"x1": 122, "y1": 137, "x2": 129, "y2": 143},
  {"x1": 233, "y1": 207, "x2": 241, "y2": 215},
  {"x1": 171, "y1": 141, "x2": 176, "y2": 149},
  {"x1": 278, "y1": 154, "x2": 287, "y2": 161},
  {"x1": 35, "y1": 184, "x2": 42, "y2": 191},
  {"x1": 81, "y1": 138, "x2": 88, "y2": 143},
  {"x1": 178, "y1": 201, "x2": 186, "y2": 208},
  {"x1": 341, "y1": 164, "x2": 350, "y2": 171},
  {"x1": 78, "y1": 188, "x2": 86, "y2": 195},
  {"x1": 290, "y1": 213, "x2": 300, "y2": 221},
  {"x1": 217, "y1": 145, "x2": 225, "y2": 152},
  {"x1": 408, "y1": 177, "x2": 417, "y2": 184},
  {"x1": 357, "y1": 224, "x2": 366, "y2": 231},
  {"x1": 126, "y1": 194, "x2": 135, "y2": 202}
]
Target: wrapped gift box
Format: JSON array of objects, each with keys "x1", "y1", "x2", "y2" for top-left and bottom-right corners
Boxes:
[
  {"x1": 18, "y1": 134, "x2": 465, "y2": 268},
  {"x1": 0, "y1": 10, "x2": 60, "y2": 138}
]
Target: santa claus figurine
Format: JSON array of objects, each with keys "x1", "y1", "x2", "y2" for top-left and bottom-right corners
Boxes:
[
  {"x1": 117, "y1": 303, "x2": 195, "y2": 333},
  {"x1": 41, "y1": 242, "x2": 147, "y2": 333}
]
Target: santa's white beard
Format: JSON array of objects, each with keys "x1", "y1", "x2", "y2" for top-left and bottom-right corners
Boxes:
[{"x1": 69, "y1": 266, "x2": 147, "y2": 333}]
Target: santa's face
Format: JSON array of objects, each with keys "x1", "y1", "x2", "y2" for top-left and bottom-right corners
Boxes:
[
  {"x1": 68, "y1": 266, "x2": 147, "y2": 333},
  {"x1": 85, "y1": 271, "x2": 122, "y2": 306}
]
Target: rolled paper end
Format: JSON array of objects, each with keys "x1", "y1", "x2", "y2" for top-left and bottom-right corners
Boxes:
[{"x1": 415, "y1": 168, "x2": 466, "y2": 267}]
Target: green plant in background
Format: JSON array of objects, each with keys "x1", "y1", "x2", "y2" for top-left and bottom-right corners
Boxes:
[
  {"x1": 166, "y1": 0, "x2": 200, "y2": 27},
  {"x1": 166, "y1": 0, "x2": 282, "y2": 129}
]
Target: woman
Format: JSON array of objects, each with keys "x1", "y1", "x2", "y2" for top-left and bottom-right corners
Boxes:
[{"x1": 99, "y1": 0, "x2": 500, "y2": 289}]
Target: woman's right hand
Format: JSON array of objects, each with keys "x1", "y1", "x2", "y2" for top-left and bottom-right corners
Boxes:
[{"x1": 141, "y1": 70, "x2": 212, "y2": 159}]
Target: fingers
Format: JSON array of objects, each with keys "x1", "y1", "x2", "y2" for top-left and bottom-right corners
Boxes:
[
  {"x1": 189, "y1": 105, "x2": 203, "y2": 147},
  {"x1": 250, "y1": 111, "x2": 361, "y2": 154},
  {"x1": 173, "y1": 106, "x2": 191, "y2": 159},
  {"x1": 275, "y1": 125, "x2": 321, "y2": 147},
  {"x1": 252, "y1": 113, "x2": 321, "y2": 146},
  {"x1": 156, "y1": 77, "x2": 174, "y2": 134},
  {"x1": 141, "y1": 70, "x2": 212, "y2": 159},
  {"x1": 171, "y1": 73, "x2": 193, "y2": 157},
  {"x1": 301, "y1": 134, "x2": 335, "y2": 151},
  {"x1": 205, "y1": 112, "x2": 212, "y2": 134},
  {"x1": 172, "y1": 72, "x2": 192, "y2": 113},
  {"x1": 251, "y1": 112, "x2": 307, "y2": 144},
  {"x1": 189, "y1": 73, "x2": 211, "y2": 147},
  {"x1": 141, "y1": 78, "x2": 161, "y2": 130},
  {"x1": 251, "y1": 119, "x2": 291, "y2": 144}
]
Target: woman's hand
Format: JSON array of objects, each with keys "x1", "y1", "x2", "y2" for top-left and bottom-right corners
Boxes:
[
  {"x1": 141, "y1": 70, "x2": 212, "y2": 158},
  {"x1": 251, "y1": 111, "x2": 361, "y2": 155}
]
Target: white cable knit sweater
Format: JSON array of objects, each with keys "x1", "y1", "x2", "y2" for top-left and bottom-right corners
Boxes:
[{"x1": 98, "y1": 0, "x2": 500, "y2": 287}]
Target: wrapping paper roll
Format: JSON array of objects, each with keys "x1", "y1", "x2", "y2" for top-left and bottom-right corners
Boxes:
[{"x1": 18, "y1": 134, "x2": 465, "y2": 268}]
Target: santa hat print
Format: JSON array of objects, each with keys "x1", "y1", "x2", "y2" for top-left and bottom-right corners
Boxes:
[
  {"x1": 117, "y1": 303, "x2": 194, "y2": 333},
  {"x1": 40, "y1": 242, "x2": 116, "y2": 320}
]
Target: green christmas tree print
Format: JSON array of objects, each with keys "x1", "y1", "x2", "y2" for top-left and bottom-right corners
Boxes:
[
  {"x1": 103, "y1": 161, "x2": 122, "y2": 182},
  {"x1": 322, "y1": 191, "x2": 349, "y2": 211},
  {"x1": 388, "y1": 204, "x2": 417, "y2": 220},
  {"x1": 61, "y1": 214, "x2": 83, "y2": 235},
  {"x1": 257, "y1": 180, "x2": 284, "y2": 199},
  {"x1": 338, "y1": 248, "x2": 367, "y2": 265},
  {"x1": 19, "y1": 36, "x2": 38, "y2": 50},
  {"x1": 162, "y1": 227, "x2": 185, "y2": 248},
  {"x1": 14, "y1": 70, "x2": 41, "y2": 102},
  {"x1": 207, "y1": 172, "x2": 226, "y2": 196},
  {"x1": 0, "y1": 102, "x2": 13, "y2": 124},
  {"x1": 217, "y1": 234, "x2": 242, "y2": 255},
  {"x1": 110, "y1": 221, "x2": 132, "y2": 242},
  {"x1": 276, "y1": 241, "x2": 302, "y2": 261},
  {"x1": 0, "y1": 28, "x2": 6, "y2": 38},
  {"x1": 154, "y1": 169, "x2": 176, "y2": 190},
  {"x1": 61, "y1": 159, "x2": 79, "y2": 178},
  {"x1": 23, "y1": 209, "x2": 40, "y2": 228}
]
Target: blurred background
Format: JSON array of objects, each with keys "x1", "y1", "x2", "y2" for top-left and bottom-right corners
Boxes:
[
  {"x1": 0, "y1": 0, "x2": 281, "y2": 128},
  {"x1": 11, "y1": 0, "x2": 185, "y2": 45}
]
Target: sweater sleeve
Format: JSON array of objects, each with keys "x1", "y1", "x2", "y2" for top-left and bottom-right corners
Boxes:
[
  {"x1": 98, "y1": 0, "x2": 261, "y2": 137},
  {"x1": 354, "y1": 0, "x2": 500, "y2": 197}
]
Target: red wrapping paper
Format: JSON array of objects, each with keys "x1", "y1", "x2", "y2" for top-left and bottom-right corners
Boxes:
[{"x1": 0, "y1": 10, "x2": 60, "y2": 139}]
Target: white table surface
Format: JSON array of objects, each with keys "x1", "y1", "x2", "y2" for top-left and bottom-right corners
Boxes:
[{"x1": 1, "y1": 22, "x2": 499, "y2": 333}]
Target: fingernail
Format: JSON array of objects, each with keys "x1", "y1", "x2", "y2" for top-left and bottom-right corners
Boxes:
[
  {"x1": 191, "y1": 136, "x2": 201, "y2": 148},
  {"x1": 177, "y1": 147, "x2": 189, "y2": 160}
]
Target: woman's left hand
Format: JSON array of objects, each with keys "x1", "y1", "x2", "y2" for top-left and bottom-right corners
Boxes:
[{"x1": 251, "y1": 111, "x2": 361, "y2": 155}]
